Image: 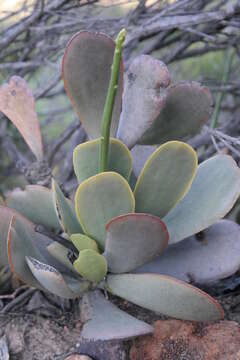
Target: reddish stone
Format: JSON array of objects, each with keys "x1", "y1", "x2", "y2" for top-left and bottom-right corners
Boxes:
[{"x1": 130, "y1": 320, "x2": 240, "y2": 360}]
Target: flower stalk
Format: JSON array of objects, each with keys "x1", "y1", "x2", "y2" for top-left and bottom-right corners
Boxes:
[{"x1": 99, "y1": 28, "x2": 126, "y2": 173}]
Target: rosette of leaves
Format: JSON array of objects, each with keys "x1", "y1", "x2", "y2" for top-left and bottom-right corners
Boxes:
[{"x1": 0, "y1": 29, "x2": 240, "y2": 342}]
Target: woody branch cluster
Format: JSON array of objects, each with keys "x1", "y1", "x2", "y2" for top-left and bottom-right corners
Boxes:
[{"x1": 0, "y1": 0, "x2": 240, "y2": 189}]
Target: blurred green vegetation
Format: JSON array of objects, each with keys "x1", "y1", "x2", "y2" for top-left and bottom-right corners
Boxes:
[
  {"x1": 1, "y1": 0, "x2": 233, "y2": 143},
  {"x1": 172, "y1": 51, "x2": 226, "y2": 82},
  {"x1": 179, "y1": 51, "x2": 225, "y2": 80},
  {"x1": 0, "y1": 0, "x2": 239, "y2": 193}
]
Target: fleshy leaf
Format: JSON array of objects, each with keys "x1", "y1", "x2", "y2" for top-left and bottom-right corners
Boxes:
[
  {"x1": 26, "y1": 256, "x2": 89, "y2": 298},
  {"x1": 104, "y1": 213, "x2": 168, "y2": 273},
  {"x1": 52, "y1": 179, "x2": 82, "y2": 235},
  {"x1": 7, "y1": 216, "x2": 46, "y2": 288},
  {"x1": 107, "y1": 274, "x2": 224, "y2": 321},
  {"x1": 80, "y1": 290, "x2": 153, "y2": 341},
  {"x1": 71, "y1": 234, "x2": 99, "y2": 253},
  {"x1": 164, "y1": 155, "x2": 240, "y2": 244},
  {"x1": 7, "y1": 215, "x2": 74, "y2": 288},
  {"x1": 134, "y1": 141, "x2": 197, "y2": 217},
  {"x1": 6, "y1": 185, "x2": 61, "y2": 231},
  {"x1": 135, "y1": 220, "x2": 240, "y2": 284},
  {"x1": 73, "y1": 138, "x2": 132, "y2": 184},
  {"x1": 75, "y1": 172, "x2": 135, "y2": 249},
  {"x1": 74, "y1": 249, "x2": 107, "y2": 283},
  {"x1": 0, "y1": 206, "x2": 24, "y2": 267},
  {"x1": 47, "y1": 242, "x2": 77, "y2": 272},
  {"x1": 63, "y1": 31, "x2": 123, "y2": 139},
  {"x1": 117, "y1": 55, "x2": 170, "y2": 149},
  {"x1": 139, "y1": 81, "x2": 213, "y2": 145},
  {"x1": 0, "y1": 76, "x2": 43, "y2": 159}
]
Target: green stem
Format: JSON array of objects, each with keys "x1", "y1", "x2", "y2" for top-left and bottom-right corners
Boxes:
[
  {"x1": 211, "y1": 48, "x2": 234, "y2": 128},
  {"x1": 99, "y1": 28, "x2": 126, "y2": 173}
]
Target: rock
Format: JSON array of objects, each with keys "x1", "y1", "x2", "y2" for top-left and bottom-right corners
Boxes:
[
  {"x1": 130, "y1": 319, "x2": 240, "y2": 360},
  {"x1": 0, "y1": 335, "x2": 9, "y2": 360},
  {"x1": 7, "y1": 326, "x2": 24, "y2": 355},
  {"x1": 76, "y1": 340, "x2": 126, "y2": 360},
  {"x1": 65, "y1": 355, "x2": 93, "y2": 360}
]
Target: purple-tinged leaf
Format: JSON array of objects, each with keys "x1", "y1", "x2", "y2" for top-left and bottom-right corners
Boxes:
[
  {"x1": 104, "y1": 213, "x2": 168, "y2": 273},
  {"x1": 139, "y1": 81, "x2": 213, "y2": 145},
  {"x1": 63, "y1": 31, "x2": 123, "y2": 139},
  {"x1": 117, "y1": 55, "x2": 170, "y2": 149}
]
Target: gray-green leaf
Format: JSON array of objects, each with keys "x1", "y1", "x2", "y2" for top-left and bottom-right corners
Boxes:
[
  {"x1": 75, "y1": 172, "x2": 135, "y2": 249},
  {"x1": 73, "y1": 138, "x2": 132, "y2": 184},
  {"x1": 134, "y1": 141, "x2": 197, "y2": 218},
  {"x1": 107, "y1": 273, "x2": 223, "y2": 321},
  {"x1": 26, "y1": 256, "x2": 89, "y2": 298},
  {"x1": 52, "y1": 179, "x2": 82, "y2": 236},
  {"x1": 135, "y1": 220, "x2": 240, "y2": 284},
  {"x1": 6, "y1": 185, "x2": 61, "y2": 231},
  {"x1": 80, "y1": 290, "x2": 153, "y2": 341},
  {"x1": 164, "y1": 155, "x2": 240, "y2": 244}
]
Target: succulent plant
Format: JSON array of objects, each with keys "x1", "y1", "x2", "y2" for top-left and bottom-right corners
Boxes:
[
  {"x1": 0, "y1": 266, "x2": 12, "y2": 294},
  {"x1": 0, "y1": 29, "x2": 240, "y2": 342}
]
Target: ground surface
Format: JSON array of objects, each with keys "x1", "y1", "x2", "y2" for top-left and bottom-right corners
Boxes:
[{"x1": 1, "y1": 284, "x2": 240, "y2": 360}]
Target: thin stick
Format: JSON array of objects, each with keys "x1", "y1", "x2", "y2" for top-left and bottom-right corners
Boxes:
[
  {"x1": 211, "y1": 48, "x2": 234, "y2": 128},
  {"x1": 99, "y1": 29, "x2": 126, "y2": 173}
]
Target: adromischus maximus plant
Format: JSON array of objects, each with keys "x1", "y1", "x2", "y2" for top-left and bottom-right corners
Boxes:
[{"x1": 0, "y1": 29, "x2": 240, "y2": 341}]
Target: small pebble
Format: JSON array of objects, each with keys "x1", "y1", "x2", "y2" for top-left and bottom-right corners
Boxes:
[{"x1": 65, "y1": 355, "x2": 93, "y2": 360}]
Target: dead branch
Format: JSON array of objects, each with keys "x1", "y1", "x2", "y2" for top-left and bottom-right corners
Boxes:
[{"x1": 0, "y1": 0, "x2": 240, "y2": 189}]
